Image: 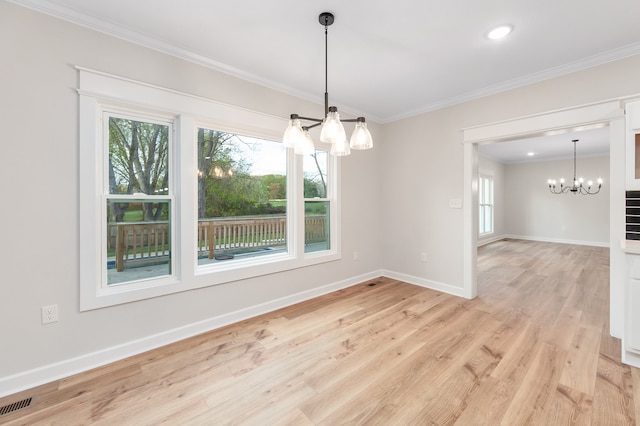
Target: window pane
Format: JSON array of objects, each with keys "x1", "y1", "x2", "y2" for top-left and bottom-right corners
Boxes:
[
  {"x1": 304, "y1": 151, "x2": 329, "y2": 253},
  {"x1": 106, "y1": 199, "x2": 171, "y2": 285},
  {"x1": 303, "y1": 151, "x2": 328, "y2": 198},
  {"x1": 479, "y1": 175, "x2": 494, "y2": 235},
  {"x1": 489, "y1": 179, "x2": 494, "y2": 203},
  {"x1": 196, "y1": 128, "x2": 287, "y2": 265},
  {"x1": 305, "y1": 201, "x2": 330, "y2": 252},
  {"x1": 484, "y1": 206, "x2": 492, "y2": 233},
  {"x1": 108, "y1": 117, "x2": 169, "y2": 195}
]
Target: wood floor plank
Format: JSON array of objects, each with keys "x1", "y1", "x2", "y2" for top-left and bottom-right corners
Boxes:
[
  {"x1": 499, "y1": 342, "x2": 568, "y2": 425},
  {"x1": 313, "y1": 312, "x2": 497, "y2": 424},
  {"x1": 268, "y1": 408, "x2": 315, "y2": 426},
  {"x1": 633, "y1": 366, "x2": 640, "y2": 425},
  {"x1": 452, "y1": 375, "x2": 516, "y2": 425},
  {"x1": 3, "y1": 240, "x2": 637, "y2": 425},
  {"x1": 407, "y1": 339, "x2": 504, "y2": 424},
  {"x1": 490, "y1": 319, "x2": 543, "y2": 382},
  {"x1": 591, "y1": 352, "x2": 636, "y2": 425},
  {"x1": 301, "y1": 307, "x2": 427, "y2": 394},
  {"x1": 558, "y1": 325, "x2": 602, "y2": 395},
  {"x1": 543, "y1": 303, "x2": 582, "y2": 351},
  {"x1": 541, "y1": 384, "x2": 593, "y2": 426},
  {"x1": 301, "y1": 334, "x2": 428, "y2": 423}
]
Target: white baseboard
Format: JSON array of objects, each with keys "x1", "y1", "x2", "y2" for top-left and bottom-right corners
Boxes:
[
  {"x1": 381, "y1": 269, "x2": 467, "y2": 299},
  {"x1": 478, "y1": 234, "x2": 507, "y2": 246},
  {"x1": 0, "y1": 270, "x2": 383, "y2": 398},
  {"x1": 622, "y1": 346, "x2": 640, "y2": 369},
  {"x1": 503, "y1": 234, "x2": 610, "y2": 248}
]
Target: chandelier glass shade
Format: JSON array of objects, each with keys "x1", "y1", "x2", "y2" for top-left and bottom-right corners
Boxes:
[
  {"x1": 547, "y1": 139, "x2": 603, "y2": 195},
  {"x1": 283, "y1": 12, "x2": 373, "y2": 156}
]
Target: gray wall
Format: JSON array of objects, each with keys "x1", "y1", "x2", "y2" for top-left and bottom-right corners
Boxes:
[{"x1": 504, "y1": 156, "x2": 610, "y2": 245}]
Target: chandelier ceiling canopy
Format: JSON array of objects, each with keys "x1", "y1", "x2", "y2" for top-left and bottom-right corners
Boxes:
[
  {"x1": 547, "y1": 139, "x2": 603, "y2": 195},
  {"x1": 283, "y1": 12, "x2": 373, "y2": 157}
]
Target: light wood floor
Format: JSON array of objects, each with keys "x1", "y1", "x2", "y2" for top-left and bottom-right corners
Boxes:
[{"x1": 2, "y1": 239, "x2": 639, "y2": 425}]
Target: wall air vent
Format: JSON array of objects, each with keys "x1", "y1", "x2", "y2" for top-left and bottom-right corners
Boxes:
[{"x1": 626, "y1": 191, "x2": 640, "y2": 240}]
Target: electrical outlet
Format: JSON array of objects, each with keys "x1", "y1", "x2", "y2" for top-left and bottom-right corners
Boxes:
[
  {"x1": 449, "y1": 198, "x2": 463, "y2": 209},
  {"x1": 41, "y1": 304, "x2": 59, "y2": 324},
  {"x1": 353, "y1": 251, "x2": 359, "y2": 260},
  {"x1": 421, "y1": 252, "x2": 427, "y2": 262}
]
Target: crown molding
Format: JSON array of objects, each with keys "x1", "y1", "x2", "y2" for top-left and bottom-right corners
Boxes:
[
  {"x1": 9, "y1": 0, "x2": 640, "y2": 124},
  {"x1": 383, "y1": 42, "x2": 640, "y2": 123}
]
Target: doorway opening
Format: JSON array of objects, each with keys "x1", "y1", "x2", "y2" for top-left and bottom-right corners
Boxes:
[{"x1": 461, "y1": 99, "x2": 625, "y2": 337}]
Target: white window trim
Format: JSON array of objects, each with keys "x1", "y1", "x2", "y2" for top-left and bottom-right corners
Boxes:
[{"x1": 79, "y1": 67, "x2": 341, "y2": 311}]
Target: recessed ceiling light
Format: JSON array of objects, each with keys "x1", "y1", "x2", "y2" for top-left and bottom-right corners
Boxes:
[
  {"x1": 527, "y1": 152, "x2": 535, "y2": 156},
  {"x1": 487, "y1": 25, "x2": 513, "y2": 40}
]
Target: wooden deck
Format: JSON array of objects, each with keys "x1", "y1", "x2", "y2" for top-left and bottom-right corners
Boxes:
[{"x1": 1, "y1": 239, "x2": 637, "y2": 424}]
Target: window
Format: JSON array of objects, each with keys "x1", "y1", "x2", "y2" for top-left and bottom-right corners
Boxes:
[
  {"x1": 479, "y1": 175, "x2": 494, "y2": 235},
  {"x1": 106, "y1": 115, "x2": 174, "y2": 285},
  {"x1": 196, "y1": 128, "x2": 288, "y2": 265},
  {"x1": 79, "y1": 67, "x2": 340, "y2": 310}
]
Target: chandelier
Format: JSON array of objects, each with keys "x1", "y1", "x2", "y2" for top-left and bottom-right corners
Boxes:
[
  {"x1": 283, "y1": 12, "x2": 373, "y2": 156},
  {"x1": 547, "y1": 139, "x2": 603, "y2": 195}
]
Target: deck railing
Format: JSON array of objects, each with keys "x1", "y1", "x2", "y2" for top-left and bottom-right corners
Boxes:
[
  {"x1": 110, "y1": 214, "x2": 327, "y2": 271},
  {"x1": 114, "y1": 221, "x2": 169, "y2": 273},
  {"x1": 197, "y1": 215, "x2": 287, "y2": 260}
]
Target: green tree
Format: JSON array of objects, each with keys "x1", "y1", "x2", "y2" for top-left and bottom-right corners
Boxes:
[
  {"x1": 198, "y1": 129, "x2": 278, "y2": 218},
  {"x1": 108, "y1": 117, "x2": 169, "y2": 222},
  {"x1": 261, "y1": 174, "x2": 286, "y2": 200},
  {"x1": 197, "y1": 129, "x2": 237, "y2": 218},
  {"x1": 304, "y1": 152, "x2": 327, "y2": 198}
]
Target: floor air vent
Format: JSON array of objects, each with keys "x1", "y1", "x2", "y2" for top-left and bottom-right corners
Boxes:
[{"x1": 0, "y1": 397, "x2": 33, "y2": 416}]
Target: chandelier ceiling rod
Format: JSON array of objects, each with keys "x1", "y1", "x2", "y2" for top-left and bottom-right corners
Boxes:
[
  {"x1": 282, "y1": 12, "x2": 373, "y2": 156},
  {"x1": 572, "y1": 138, "x2": 577, "y2": 183},
  {"x1": 323, "y1": 12, "x2": 330, "y2": 117}
]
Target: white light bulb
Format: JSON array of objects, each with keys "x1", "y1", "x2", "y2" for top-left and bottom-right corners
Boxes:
[
  {"x1": 283, "y1": 118, "x2": 304, "y2": 148},
  {"x1": 320, "y1": 109, "x2": 346, "y2": 144},
  {"x1": 350, "y1": 120, "x2": 373, "y2": 150},
  {"x1": 487, "y1": 25, "x2": 513, "y2": 40},
  {"x1": 295, "y1": 129, "x2": 315, "y2": 156},
  {"x1": 330, "y1": 136, "x2": 351, "y2": 156}
]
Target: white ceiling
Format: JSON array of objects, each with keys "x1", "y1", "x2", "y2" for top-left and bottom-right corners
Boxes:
[
  {"x1": 11, "y1": 0, "x2": 640, "y2": 123},
  {"x1": 10, "y1": 0, "x2": 636, "y2": 160},
  {"x1": 478, "y1": 126, "x2": 610, "y2": 164}
]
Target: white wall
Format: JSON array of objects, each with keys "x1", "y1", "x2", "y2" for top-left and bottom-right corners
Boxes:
[
  {"x1": 503, "y1": 156, "x2": 610, "y2": 246},
  {"x1": 0, "y1": 2, "x2": 383, "y2": 395},
  {"x1": 478, "y1": 155, "x2": 505, "y2": 244}
]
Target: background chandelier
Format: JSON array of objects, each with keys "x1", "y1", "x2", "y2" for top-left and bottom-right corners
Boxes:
[
  {"x1": 547, "y1": 139, "x2": 603, "y2": 195},
  {"x1": 283, "y1": 12, "x2": 373, "y2": 156}
]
